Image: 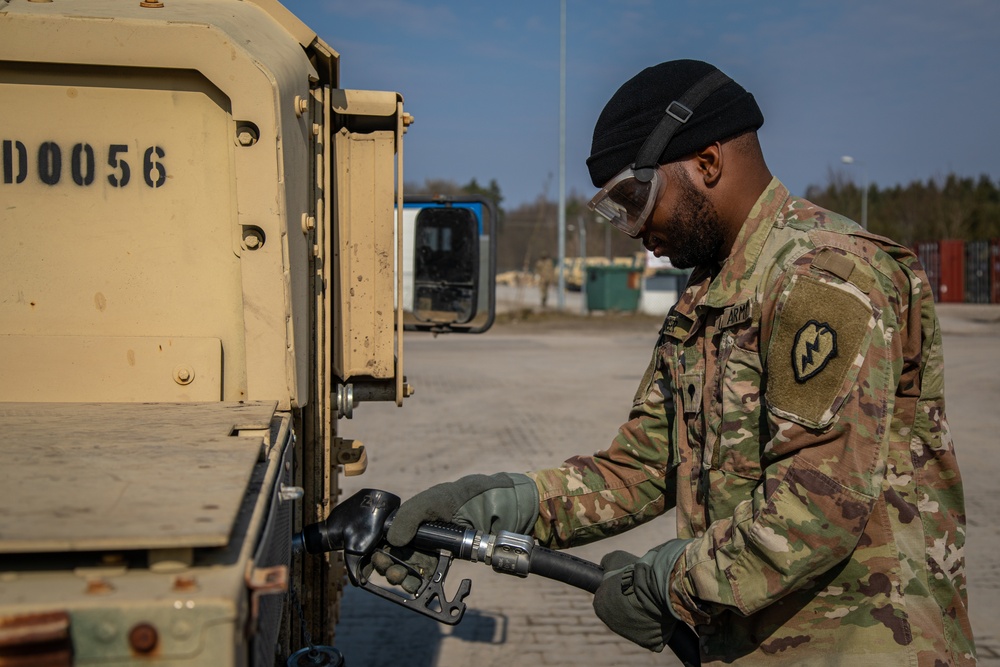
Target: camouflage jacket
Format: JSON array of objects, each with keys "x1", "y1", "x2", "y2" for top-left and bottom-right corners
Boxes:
[
  {"x1": 535, "y1": 257, "x2": 556, "y2": 283},
  {"x1": 528, "y1": 179, "x2": 975, "y2": 665}
]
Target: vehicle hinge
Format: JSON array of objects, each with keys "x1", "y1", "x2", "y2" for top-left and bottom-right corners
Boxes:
[{"x1": 244, "y1": 564, "x2": 288, "y2": 636}]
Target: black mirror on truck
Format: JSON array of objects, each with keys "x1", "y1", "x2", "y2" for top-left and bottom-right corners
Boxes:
[{"x1": 401, "y1": 194, "x2": 497, "y2": 334}]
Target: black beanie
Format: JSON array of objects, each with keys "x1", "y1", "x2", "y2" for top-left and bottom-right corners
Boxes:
[{"x1": 587, "y1": 60, "x2": 764, "y2": 187}]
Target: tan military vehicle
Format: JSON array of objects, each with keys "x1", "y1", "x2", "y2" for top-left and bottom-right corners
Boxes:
[{"x1": 0, "y1": 1, "x2": 494, "y2": 664}]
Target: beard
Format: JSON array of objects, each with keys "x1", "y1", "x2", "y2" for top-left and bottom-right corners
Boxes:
[{"x1": 658, "y1": 170, "x2": 727, "y2": 269}]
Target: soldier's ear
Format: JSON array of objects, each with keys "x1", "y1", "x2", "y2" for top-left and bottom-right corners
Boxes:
[{"x1": 692, "y1": 142, "x2": 722, "y2": 187}]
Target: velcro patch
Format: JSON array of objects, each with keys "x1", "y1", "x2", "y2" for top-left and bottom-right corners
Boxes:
[
  {"x1": 812, "y1": 248, "x2": 855, "y2": 282},
  {"x1": 721, "y1": 298, "x2": 753, "y2": 328},
  {"x1": 768, "y1": 276, "x2": 873, "y2": 428},
  {"x1": 680, "y1": 372, "x2": 703, "y2": 415},
  {"x1": 812, "y1": 247, "x2": 875, "y2": 294}
]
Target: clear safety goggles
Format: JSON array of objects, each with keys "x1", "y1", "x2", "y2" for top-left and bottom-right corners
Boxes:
[
  {"x1": 587, "y1": 165, "x2": 664, "y2": 238},
  {"x1": 587, "y1": 68, "x2": 733, "y2": 238}
]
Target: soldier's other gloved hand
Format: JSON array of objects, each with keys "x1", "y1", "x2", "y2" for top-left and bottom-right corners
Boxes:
[
  {"x1": 593, "y1": 539, "x2": 692, "y2": 652},
  {"x1": 373, "y1": 473, "x2": 539, "y2": 594}
]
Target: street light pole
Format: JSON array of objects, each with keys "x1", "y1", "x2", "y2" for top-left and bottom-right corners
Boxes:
[
  {"x1": 841, "y1": 155, "x2": 868, "y2": 230},
  {"x1": 578, "y1": 215, "x2": 587, "y2": 314},
  {"x1": 556, "y1": 0, "x2": 566, "y2": 309}
]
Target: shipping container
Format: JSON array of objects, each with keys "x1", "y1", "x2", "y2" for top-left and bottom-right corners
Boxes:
[
  {"x1": 916, "y1": 241, "x2": 941, "y2": 301},
  {"x1": 938, "y1": 239, "x2": 965, "y2": 303},
  {"x1": 965, "y1": 240, "x2": 991, "y2": 303},
  {"x1": 992, "y1": 239, "x2": 1000, "y2": 304}
]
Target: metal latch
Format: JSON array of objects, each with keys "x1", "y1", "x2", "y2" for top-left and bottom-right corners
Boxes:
[{"x1": 333, "y1": 437, "x2": 367, "y2": 476}]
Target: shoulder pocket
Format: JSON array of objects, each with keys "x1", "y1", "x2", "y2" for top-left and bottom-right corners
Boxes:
[
  {"x1": 766, "y1": 274, "x2": 875, "y2": 429},
  {"x1": 633, "y1": 330, "x2": 667, "y2": 406}
]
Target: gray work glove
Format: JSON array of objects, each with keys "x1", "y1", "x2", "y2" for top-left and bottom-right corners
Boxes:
[
  {"x1": 374, "y1": 473, "x2": 540, "y2": 594},
  {"x1": 593, "y1": 539, "x2": 692, "y2": 652}
]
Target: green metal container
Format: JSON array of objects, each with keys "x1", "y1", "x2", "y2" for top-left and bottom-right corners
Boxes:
[{"x1": 585, "y1": 265, "x2": 642, "y2": 311}]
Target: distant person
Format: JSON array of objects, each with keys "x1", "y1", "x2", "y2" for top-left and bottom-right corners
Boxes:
[
  {"x1": 534, "y1": 253, "x2": 555, "y2": 308},
  {"x1": 378, "y1": 60, "x2": 975, "y2": 665}
]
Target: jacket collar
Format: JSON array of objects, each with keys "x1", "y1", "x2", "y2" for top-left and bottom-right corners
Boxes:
[
  {"x1": 663, "y1": 179, "x2": 790, "y2": 340},
  {"x1": 703, "y1": 177, "x2": 789, "y2": 309}
]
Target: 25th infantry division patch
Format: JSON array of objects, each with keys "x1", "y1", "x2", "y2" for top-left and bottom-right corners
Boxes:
[
  {"x1": 767, "y1": 275, "x2": 873, "y2": 428},
  {"x1": 792, "y1": 320, "x2": 837, "y2": 382}
]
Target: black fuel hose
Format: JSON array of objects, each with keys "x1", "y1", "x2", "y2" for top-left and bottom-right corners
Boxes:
[
  {"x1": 296, "y1": 501, "x2": 700, "y2": 666},
  {"x1": 527, "y1": 545, "x2": 700, "y2": 667},
  {"x1": 407, "y1": 522, "x2": 701, "y2": 667},
  {"x1": 528, "y1": 545, "x2": 603, "y2": 592}
]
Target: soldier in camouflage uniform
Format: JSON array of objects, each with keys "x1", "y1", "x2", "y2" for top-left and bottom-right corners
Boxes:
[
  {"x1": 535, "y1": 253, "x2": 556, "y2": 308},
  {"x1": 380, "y1": 60, "x2": 975, "y2": 665}
]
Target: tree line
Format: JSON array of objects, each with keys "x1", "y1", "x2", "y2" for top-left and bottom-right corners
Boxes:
[
  {"x1": 805, "y1": 171, "x2": 1000, "y2": 247},
  {"x1": 406, "y1": 171, "x2": 1000, "y2": 273}
]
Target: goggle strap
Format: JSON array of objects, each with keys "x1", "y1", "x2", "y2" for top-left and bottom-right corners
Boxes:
[{"x1": 632, "y1": 69, "x2": 733, "y2": 179}]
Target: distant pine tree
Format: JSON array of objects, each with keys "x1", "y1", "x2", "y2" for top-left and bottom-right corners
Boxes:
[{"x1": 806, "y1": 171, "x2": 1000, "y2": 244}]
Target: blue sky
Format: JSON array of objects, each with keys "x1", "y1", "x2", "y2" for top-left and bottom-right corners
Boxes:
[{"x1": 281, "y1": 0, "x2": 1000, "y2": 209}]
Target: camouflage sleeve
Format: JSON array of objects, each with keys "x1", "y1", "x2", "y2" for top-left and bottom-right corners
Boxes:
[
  {"x1": 527, "y1": 341, "x2": 678, "y2": 549},
  {"x1": 669, "y1": 250, "x2": 903, "y2": 625}
]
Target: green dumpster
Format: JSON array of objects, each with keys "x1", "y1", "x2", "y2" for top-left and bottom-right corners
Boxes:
[{"x1": 585, "y1": 265, "x2": 642, "y2": 311}]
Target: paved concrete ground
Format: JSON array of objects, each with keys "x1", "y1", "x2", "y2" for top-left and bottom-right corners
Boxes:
[{"x1": 331, "y1": 296, "x2": 1000, "y2": 666}]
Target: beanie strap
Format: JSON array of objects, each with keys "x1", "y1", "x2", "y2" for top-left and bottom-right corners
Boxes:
[{"x1": 633, "y1": 69, "x2": 733, "y2": 180}]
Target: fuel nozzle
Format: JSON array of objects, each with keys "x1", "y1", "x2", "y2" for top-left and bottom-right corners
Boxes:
[
  {"x1": 291, "y1": 532, "x2": 305, "y2": 556},
  {"x1": 293, "y1": 488, "x2": 472, "y2": 624},
  {"x1": 294, "y1": 489, "x2": 400, "y2": 558}
]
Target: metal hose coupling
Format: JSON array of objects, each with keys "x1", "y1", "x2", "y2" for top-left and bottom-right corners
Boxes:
[{"x1": 467, "y1": 529, "x2": 535, "y2": 578}]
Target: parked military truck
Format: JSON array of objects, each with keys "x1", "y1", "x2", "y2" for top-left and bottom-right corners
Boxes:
[{"x1": 0, "y1": 1, "x2": 494, "y2": 664}]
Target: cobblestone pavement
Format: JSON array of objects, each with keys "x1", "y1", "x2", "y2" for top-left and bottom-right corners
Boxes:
[{"x1": 331, "y1": 299, "x2": 1000, "y2": 666}]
